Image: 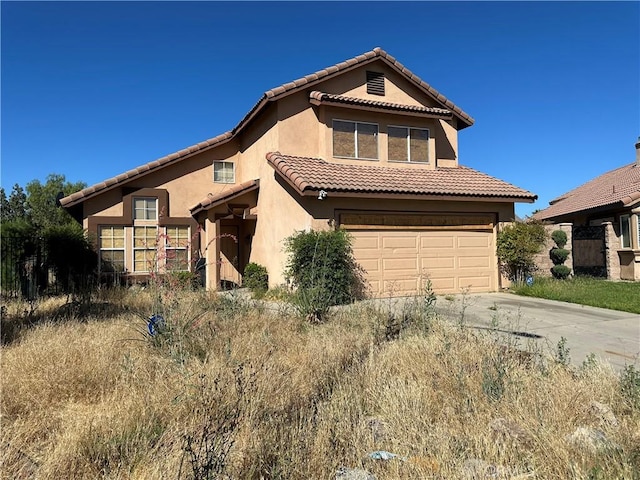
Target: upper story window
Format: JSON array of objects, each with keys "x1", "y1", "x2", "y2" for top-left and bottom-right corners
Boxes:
[
  {"x1": 214, "y1": 161, "x2": 235, "y2": 183},
  {"x1": 333, "y1": 120, "x2": 378, "y2": 160},
  {"x1": 388, "y1": 126, "x2": 429, "y2": 163},
  {"x1": 133, "y1": 197, "x2": 157, "y2": 220}
]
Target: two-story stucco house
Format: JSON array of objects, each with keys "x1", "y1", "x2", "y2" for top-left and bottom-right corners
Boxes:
[{"x1": 61, "y1": 48, "x2": 537, "y2": 296}]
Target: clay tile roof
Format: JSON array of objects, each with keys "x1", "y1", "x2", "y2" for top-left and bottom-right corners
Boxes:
[
  {"x1": 534, "y1": 162, "x2": 640, "y2": 220},
  {"x1": 266, "y1": 152, "x2": 536, "y2": 201},
  {"x1": 61, "y1": 47, "x2": 474, "y2": 207},
  {"x1": 60, "y1": 131, "x2": 234, "y2": 207},
  {"x1": 190, "y1": 179, "x2": 259, "y2": 215},
  {"x1": 309, "y1": 91, "x2": 453, "y2": 118}
]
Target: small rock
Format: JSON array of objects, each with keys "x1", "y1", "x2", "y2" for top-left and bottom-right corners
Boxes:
[
  {"x1": 565, "y1": 426, "x2": 617, "y2": 452},
  {"x1": 489, "y1": 417, "x2": 534, "y2": 446},
  {"x1": 462, "y1": 458, "x2": 525, "y2": 479},
  {"x1": 335, "y1": 466, "x2": 376, "y2": 480},
  {"x1": 364, "y1": 416, "x2": 388, "y2": 443},
  {"x1": 588, "y1": 401, "x2": 618, "y2": 429},
  {"x1": 462, "y1": 458, "x2": 500, "y2": 478}
]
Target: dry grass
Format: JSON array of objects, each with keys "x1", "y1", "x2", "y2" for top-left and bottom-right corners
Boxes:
[{"x1": 1, "y1": 288, "x2": 639, "y2": 479}]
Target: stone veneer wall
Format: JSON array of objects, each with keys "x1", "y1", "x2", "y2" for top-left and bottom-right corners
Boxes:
[
  {"x1": 603, "y1": 221, "x2": 621, "y2": 280},
  {"x1": 534, "y1": 223, "x2": 573, "y2": 277}
]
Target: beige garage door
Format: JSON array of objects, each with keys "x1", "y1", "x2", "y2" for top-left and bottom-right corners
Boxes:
[{"x1": 344, "y1": 214, "x2": 497, "y2": 296}]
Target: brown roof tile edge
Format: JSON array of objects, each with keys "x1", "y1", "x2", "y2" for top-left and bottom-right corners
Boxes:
[
  {"x1": 189, "y1": 179, "x2": 259, "y2": 215},
  {"x1": 266, "y1": 152, "x2": 537, "y2": 201},
  {"x1": 309, "y1": 91, "x2": 453, "y2": 117},
  {"x1": 533, "y1": 162, "x2": 640, "y2": 220},
  {"x1": 60, "y1": 131, "x2": 234, "y2": 207}
]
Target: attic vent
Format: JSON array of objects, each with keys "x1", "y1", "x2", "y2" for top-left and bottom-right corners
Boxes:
[{"x1": 366, "y1": 71, "x2": 385, "y2": 96}]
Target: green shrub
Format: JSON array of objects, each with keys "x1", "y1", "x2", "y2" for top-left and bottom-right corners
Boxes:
[
  {"x1": 164, "y1": 271, "x2": 199, "y2": 290},
  {"x1": 44, "y1": 224, "x2": 98, "y2": 297},
  {"x1": 620, "y1": 365, "x2": 640, "y2": 410},
  {"x1": 284, "y1": 229, "x2": 365, "y2": 308},
  {"x1": 496, "y1": 220, "x2": 547, "y2": 283},
  {"x1": 243, "y1": 262, "x2": 268, "y2": 295},
  {"x1": 549, "y1": 247, "x2": 570, "y2": 265},
  {"x1": 551, "y1": 230, "x2": 568, "y2": 248},
  {"x1": 551, "y1": 264, "x2": 571, "y2": 279}
]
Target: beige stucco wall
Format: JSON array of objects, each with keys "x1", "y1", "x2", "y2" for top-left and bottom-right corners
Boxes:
[{"x1": 74, "y1": 56, "x2": 525, "y2": 291}]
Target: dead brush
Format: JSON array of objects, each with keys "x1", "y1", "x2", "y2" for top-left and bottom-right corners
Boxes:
[{"x1": 2, "y1": 289, "x2": 639, "y2": 479}]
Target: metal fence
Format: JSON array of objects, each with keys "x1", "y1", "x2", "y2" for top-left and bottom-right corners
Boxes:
[{"x1": 1, "y1": 235, "x2": 97, "y2": 299}]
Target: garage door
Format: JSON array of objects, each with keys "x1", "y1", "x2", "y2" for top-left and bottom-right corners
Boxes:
[{"x1": 343, "y1": 214, "x2": 497, "y2": 296}]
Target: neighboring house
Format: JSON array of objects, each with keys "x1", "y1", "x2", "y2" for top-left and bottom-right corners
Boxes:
[
  {"x1": 61, "y1": 48, "x2": 537, "y2": 296},
  {"x1": 534, "y1": 139, "x2": 640, "y2": 281}
]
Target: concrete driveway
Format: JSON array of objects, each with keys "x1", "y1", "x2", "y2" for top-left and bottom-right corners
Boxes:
[{"x1": 433, "y1": 292, "x2": 639, "y2": 373}]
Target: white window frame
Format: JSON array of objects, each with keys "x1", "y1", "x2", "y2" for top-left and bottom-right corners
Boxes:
[
  {"x1": 164, "y1": 225, "x2": 191, "y2": 272},
  {"x1": 620, "y1": 214, "x2": 632, "y2": 249},
  {"x1": 213, "y1": 161, "x2": 235, "y2": 184},
  {"x1": 133, "y1": 197, "x2": 158, "y2": 221},
  {"x1": 332, "y1": 119, "x2": 379, "y2": 160},
  {"x1": 387, "y1": 125, "x2": 430, "y2": 163},
  {"x1": 99, "y1": 226, "x2": 125, "y2": 274},
  {"x1": 133, "y1": 225, "x2": 158, "y2": 272}
]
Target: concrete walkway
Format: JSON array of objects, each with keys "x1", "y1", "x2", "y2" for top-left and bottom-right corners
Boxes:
[{"x1": 431, "y1": 292, "x2": 640, "y2": 373}]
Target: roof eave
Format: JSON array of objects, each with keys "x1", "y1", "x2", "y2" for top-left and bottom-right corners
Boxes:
[
  {"x1": 60, "y1": 132, "x2": 235, "y2": 208},
  {"x1": 309, "y1": 95, "x2": 454, "y2": 120},
  {"x1": 295, "y1": 187, "x2": 536, "y2": 203},
  {"x1": 189, "y1": 180, "x2": 260, "y2": 216}
]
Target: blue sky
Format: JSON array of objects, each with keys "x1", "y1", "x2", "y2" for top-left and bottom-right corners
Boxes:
[{"x1": 2, "y1": 1, "x2": 638, "y2": 218}]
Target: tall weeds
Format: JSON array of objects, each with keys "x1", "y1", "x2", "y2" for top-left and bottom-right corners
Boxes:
[{"x1": 2, "y1": 288, "x2": 638, "y2": 479}]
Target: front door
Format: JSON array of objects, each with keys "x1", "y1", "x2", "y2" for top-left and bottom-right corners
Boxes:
[{"x1": 220, "y1": 224, "x2": 241, "y2": 288}]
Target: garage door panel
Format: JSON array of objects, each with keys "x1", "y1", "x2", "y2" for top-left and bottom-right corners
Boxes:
[
  {"x1": 458, "y1": 256, "x2": 491, "y2": 268},
  {"x1": 458, "y1": 276, "x2": 491, "y2": 292},
  {"x1": 382, "y1": 237, "x2": 418, "y2": 255},
  {"x1": 429, "y1": 277, "x2": 456, "y2": 291},
  {"x1": 358, "y1": 258, "x2": 381, "y2": 274},
  {"x1": 383, "y1": 278, "x2": 418, "y2": 295},
  {"x1": 420, "y1": 235, "x2": 455, "y2": 248},
  {"x1": 352, "y1": 235, "x2": 381, "y2": 250},
  {"x1": 421, "y1": 257, "x2": 455, "y2": 269},
  {"x1": 457, "y1": 235, "x2": 491, "y2": 248},
  {"x1": 350, "y1": 225, "x2": 496, "y2": 296},
  {"x1": 382, "y1": 257, "x2": 418, "y2": 273},
  {"x1": 367, "y1": 280, "x2": 381, "y2": 294}
]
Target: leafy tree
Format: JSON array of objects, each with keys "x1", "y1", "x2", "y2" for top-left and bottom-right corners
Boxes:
[
  {"x1": 496, "y1": 220, "x2": 547, "y2": 283},
  {"x1": 0, "y1": 188, "x2": 8, "y2": 220},
  {"x1": 25, "y1": 174, "x2": 86, "y2": 230},
  {"x1": 1, "y1": 184, "x2": 29, "y2": 222},
  {"x1": 1, "y1": 174, "x2": 91, "y2": 298}
]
